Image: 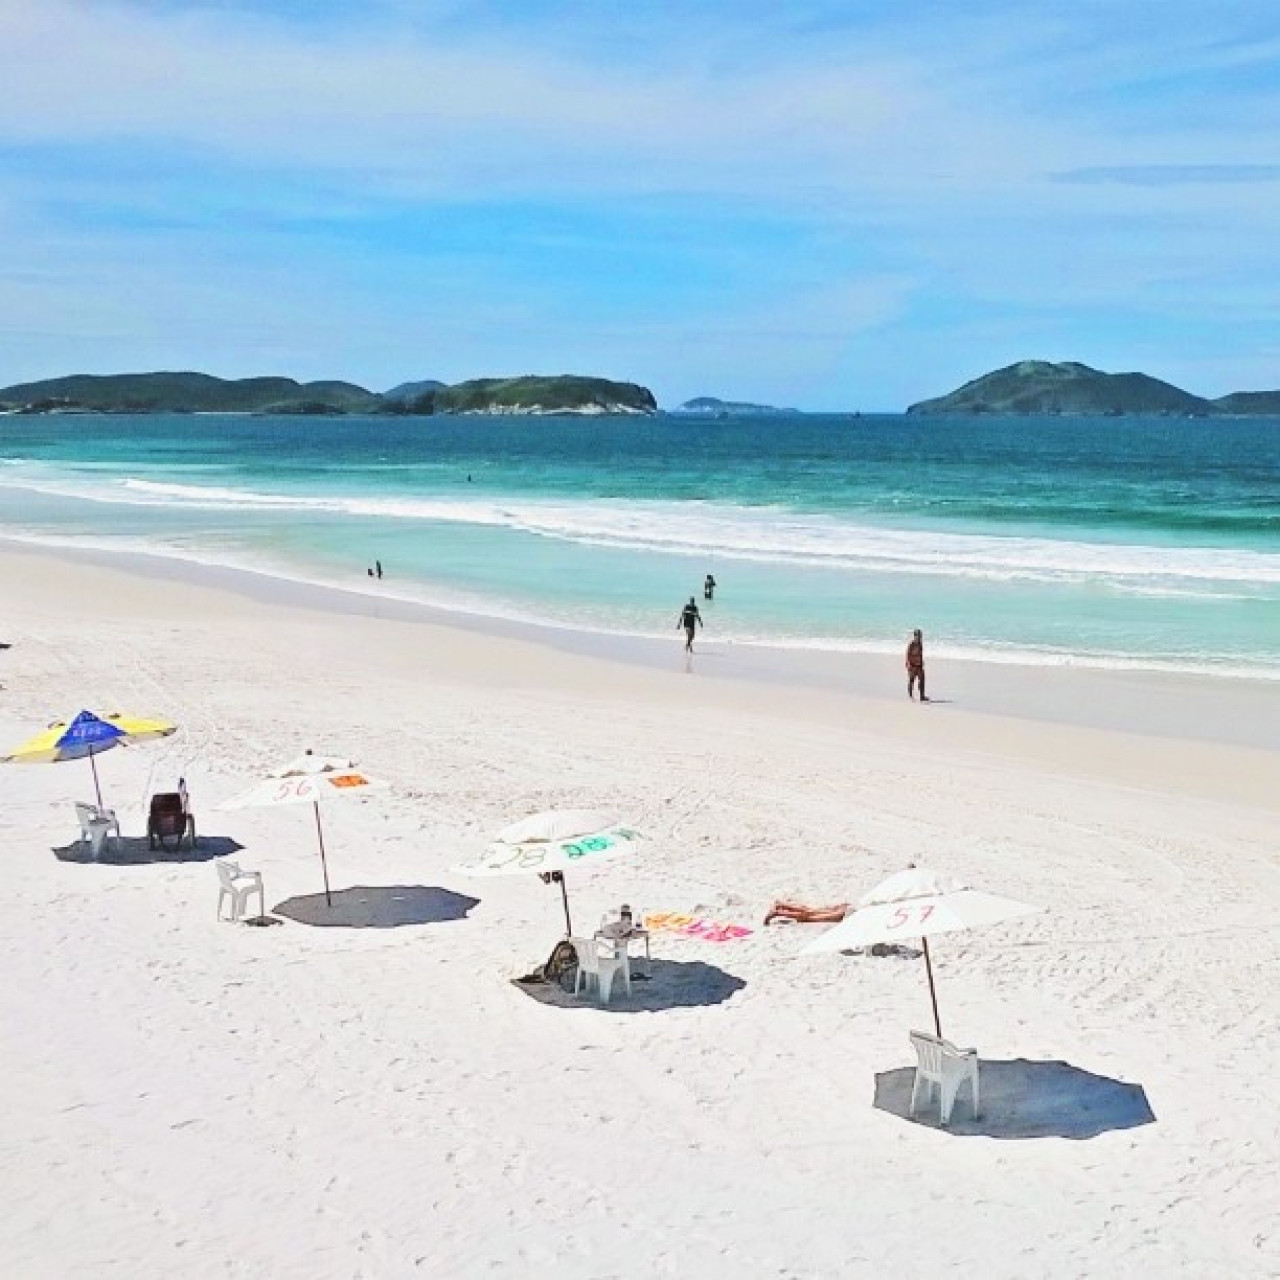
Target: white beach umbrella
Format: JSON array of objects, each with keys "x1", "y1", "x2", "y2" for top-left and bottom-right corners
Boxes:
[
  {"x1": 218, "y1": 751, "x2": 389, "y2": 906},
  {"x1": 802, "y1": 866, "x2": 1039, "y2": 1037},
  {"x1": 453, "y1": 808, "x2": 642, "y2": 935}
]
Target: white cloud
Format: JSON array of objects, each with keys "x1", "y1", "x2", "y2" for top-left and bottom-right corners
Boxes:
[{"x1": 0, "y1": 1, "x2": 1075, "y2": 205}]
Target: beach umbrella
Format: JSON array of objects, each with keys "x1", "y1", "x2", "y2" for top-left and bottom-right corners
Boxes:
[
  {"x1": 217, "y1": 751, "x2": 388, "y2": 906},
  {"x1": 1, "y1": 709, "x2": 177, "y2": 807},
  {"x1": 453, "y1": 808, "x2": 642, "y2": 935},
  {"x1": 802, "y1": 866, "x2": 1039, "y2": 1038}
]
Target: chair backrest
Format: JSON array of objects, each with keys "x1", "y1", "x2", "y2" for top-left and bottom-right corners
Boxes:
[
  {"x1": 216, "y1": 860, "x2": 241, "y2": 888},
  {"x1": 569, "y1": 937, "x2": 601, "y2": 975},
  {"x1": 911, "y1": 1030, "x2": 955, "y2": 1081},
  {"x1": 910, "y1": 1030, "x2": 970, "y2": 1080},
  {"x1": 74, "y1": 801, "x2": 100, "y2": 832},
  {"x1": 150, "y1": 792, "x2": 183, "y2": 817}
]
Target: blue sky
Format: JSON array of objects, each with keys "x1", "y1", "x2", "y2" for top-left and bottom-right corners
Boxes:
[{"x1": 1, "y1": 1, "x2": 1277, "y2": 409}]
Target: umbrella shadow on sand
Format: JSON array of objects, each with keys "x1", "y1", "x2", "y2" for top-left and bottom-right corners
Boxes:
[
  {"x1": 513, "y1": 957, "x2": 746, "y2": 1013},
  {"x1": 873, "y1": 1058, "x2": 1156, "y2": 1139},
  {"x1": 53, "y1": 835, "x2": 243, "y2": 866},
  {"x1": 272, "y1": 885, "x2": 480, "y2": 928}
]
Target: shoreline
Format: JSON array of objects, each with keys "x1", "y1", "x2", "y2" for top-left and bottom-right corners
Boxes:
[
  {"x1": 2, "y1": 539, "x2": 1277, "y2": 811},
  {"x1": 5, "y1": 535, "x2": 1279, "y2": 753}
]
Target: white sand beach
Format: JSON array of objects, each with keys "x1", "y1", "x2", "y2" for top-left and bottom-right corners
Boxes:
[{"x1": 0, "y1": 544, "x2": 1276, "y2": 1279}]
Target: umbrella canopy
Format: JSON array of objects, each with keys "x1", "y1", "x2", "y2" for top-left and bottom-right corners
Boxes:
[
  {"x1": 217, "y1": 752, "x2": 388, "y2": 906},
  {"x1": 453, "y1": 808, "x2": 642, "y2": 934},
  {"x1": 2, "y1": 708, "x2": 177, "y2": 806},
  {"x1": 219, "y1": 768, "x2": 387, "y2": 811},
  {"x1": 802, "y1": 866, "x2": 1038, "y2": 1037}
]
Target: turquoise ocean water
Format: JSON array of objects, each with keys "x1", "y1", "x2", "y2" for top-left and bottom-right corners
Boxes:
[{"x1": 1, "y1": 412, "x2": 1277, "y2": 680}]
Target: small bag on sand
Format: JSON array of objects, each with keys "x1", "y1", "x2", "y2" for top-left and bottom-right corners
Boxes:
[{"x1": 516, "y1": 939, "x2": 580, "y2": 990}]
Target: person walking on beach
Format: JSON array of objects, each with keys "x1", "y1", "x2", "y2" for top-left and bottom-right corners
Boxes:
[
  {"x1": 704, "y1": 573, "x2": 716, "y2": 601},
  {"x1": 375, "y1": 560, "x2": 383, "y2": 580},
  {"x1": 678, "y1": 597, "x2": 703, "y2": 652},
  {"x1": 906, "y1": 628, "x2": 927, "y2": 701}
]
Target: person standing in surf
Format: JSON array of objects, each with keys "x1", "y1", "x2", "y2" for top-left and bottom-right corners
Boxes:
[
  {"x1": 906, "y1": 628, "x2": 927, "y2": 701},
  {"x1": 678, "y1": 597, "x2": 703, "y2": 652}
]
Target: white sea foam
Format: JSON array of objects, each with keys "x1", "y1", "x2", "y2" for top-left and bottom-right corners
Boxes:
[{"x1": 1, "y1": 464, "x2": 1277, "y2": 598}]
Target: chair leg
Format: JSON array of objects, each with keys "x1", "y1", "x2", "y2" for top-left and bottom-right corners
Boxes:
[
  {"x1": 910, "y1": 1070, "x2": 925, "y2": 1116},
  {"x1": 940, "y1": 1078, "x2": 961, "y2": 1126},
  {"x1": 597, "y1": 965, "x2": 615, "y2": 1003}
]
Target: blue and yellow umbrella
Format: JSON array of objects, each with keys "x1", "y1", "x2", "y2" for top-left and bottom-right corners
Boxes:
[{"x1": 2, "y1": 709, "x2": 177, "y2": 807}]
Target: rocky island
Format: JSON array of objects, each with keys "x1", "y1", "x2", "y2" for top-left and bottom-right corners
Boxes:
[
  {"x1": 907, "y1": 360, "x2": 1280, "y2": 416},
  {"x1": 431, "y1": 376, "x2": 655, "y2": 416},
  {"x1": 669, "y1": 396, "x2": 799, "y2": 416}
]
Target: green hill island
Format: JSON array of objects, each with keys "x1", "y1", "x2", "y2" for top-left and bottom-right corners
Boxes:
[
  {"x1": 908, "y1": 360, "x2": 1280, "y2": 416},
  {"x1": 0, "y1": 372, "x2": 658, "y2": 417}
]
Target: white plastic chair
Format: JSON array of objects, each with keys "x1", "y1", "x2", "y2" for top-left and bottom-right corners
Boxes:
[
  {"x1": 216, "y1": 860, "x2": 265, "y2": 923},
  {"x1": 571, "y1": 935, "x2": 631, "y2": 1004},
  {"x1": 597, "y1": 910, "x2": 652, "y2": 977},
  {"x1": 74, "y1": 801, "x2": 120, "y2": 859},
  {"x1": 909, "y1": 1030, "x2": 980, "y2": 1125}
]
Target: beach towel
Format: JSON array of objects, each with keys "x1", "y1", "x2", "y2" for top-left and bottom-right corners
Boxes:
[{"x1": 643, "y1": 913, "x2": 753, "y2": 942}]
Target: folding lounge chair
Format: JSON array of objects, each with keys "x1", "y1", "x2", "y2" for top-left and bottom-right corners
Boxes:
[{"x1": 148, "y1": 790, "x2": 196, "y2": 851}]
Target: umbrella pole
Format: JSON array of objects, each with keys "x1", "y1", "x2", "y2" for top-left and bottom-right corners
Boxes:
[
  {"x1": 88, "y1": 747, "x2": 104, "y2": 809},
  {"x1": 313, "y1": 801, "x2": 333, "y2": 907},
  {"x1": 558, "y1": 872, "x2": 573, "y2": 936},
  {"x1": 921, "y1": 936, "x2": 942, "y2": 1038}
]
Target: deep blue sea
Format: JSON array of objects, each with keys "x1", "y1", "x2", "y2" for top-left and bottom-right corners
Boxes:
[{"x1": 1, "y1": 412, "x2": 1277, "y2": 679}]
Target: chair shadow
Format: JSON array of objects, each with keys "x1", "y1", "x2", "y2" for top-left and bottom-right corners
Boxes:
[
  {"x1": 53, "y1": 835, "x2": 243, "y2": 865},
  {"x1": 873, "y1": 1057, "x2": 1156, "y2": 1139},
  {"x1": 272, "y1": 885, "x2": 480, "y2": 928},
  {"x1": 512, "y1": 957, "x2": 746, "y2": 1013},
  {"x1": 840, "y1": 943, "x2": 923, "y2": 959}
]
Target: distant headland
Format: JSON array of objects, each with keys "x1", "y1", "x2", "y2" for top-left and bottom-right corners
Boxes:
[
  {"x1": 0, "y1": 372, "x2": 658, "y2": 417},
  {"x1": 908, "y1": 361, "x2": 1280, "y2": 416},
  {"x1": 669, "y1": 397, "x2": 799, "y2": 417}
]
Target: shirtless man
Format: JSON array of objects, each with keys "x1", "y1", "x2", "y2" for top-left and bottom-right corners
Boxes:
[
  {"x1": 906, "y1": 628, "x2": 927, "y2": 701},
  {"x1": 678, "y1": 597, "x2": 703, "y2": 652}
]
